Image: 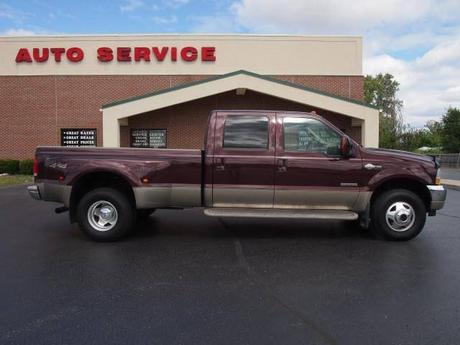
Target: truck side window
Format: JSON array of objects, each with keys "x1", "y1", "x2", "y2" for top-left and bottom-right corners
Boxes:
[
  {"x1": 283, "y1": 117, "x2": 341, "y2": 155},
  {"x1": 223, "y1": 116, "x2": 269, "y2": 149}
]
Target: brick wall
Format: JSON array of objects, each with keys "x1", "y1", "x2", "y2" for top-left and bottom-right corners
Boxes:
[{"x1": 0, "y1": 74, "x2": 363, "y2": 159}]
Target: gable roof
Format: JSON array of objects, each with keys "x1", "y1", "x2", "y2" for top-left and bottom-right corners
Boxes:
[
  {"x1": 102, "y1": 69, "x2": 380, "y2": 147},
  {"x1": 102, "y1": 69, "x2": 377, "y2": 110}
]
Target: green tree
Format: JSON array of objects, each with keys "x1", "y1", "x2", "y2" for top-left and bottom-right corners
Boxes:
[
  {"x1": 378, "y1": 114, "x2": 400, "y2": 149},
  {"x1": 441, "y1": 107, "x2": 460, "y2": 153},
  {"x1": 397, "y1": 126, "x2": 430, "y2": 152},
  {"x1": 364, "y1": 73, "x2": 404, "y2": 148},
  {"x1": 396, "y1": 122, "x2": 444, "y2": 153},
  {"x1": 424, "y1": 120, "x2": 443, "y2": 148}
]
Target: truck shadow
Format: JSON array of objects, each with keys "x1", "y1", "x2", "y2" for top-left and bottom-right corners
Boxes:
[
  {"x1": 132, "y1": 210, "x2": 372, "y2": 241},
  {"x1": 220, "y1": 220, "x2": 372, "y2": 240}
]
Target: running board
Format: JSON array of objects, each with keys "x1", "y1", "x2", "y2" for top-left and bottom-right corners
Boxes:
[{"x1": 203, "y1": 208, "x2": 358, "y2": 220}]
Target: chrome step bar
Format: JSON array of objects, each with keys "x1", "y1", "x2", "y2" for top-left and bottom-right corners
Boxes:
[{"x1": 204, "y1": 208, "x2": 358, "y2": 220}]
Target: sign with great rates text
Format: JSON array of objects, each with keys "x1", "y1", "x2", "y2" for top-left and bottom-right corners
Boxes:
[{"x1": 61, "y1": 129, "x2": 97, "y2": 147}]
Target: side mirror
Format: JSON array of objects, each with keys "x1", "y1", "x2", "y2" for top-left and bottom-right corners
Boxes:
[{"x1": 339, "y1": 136, "x2": 352, "y2": 157}]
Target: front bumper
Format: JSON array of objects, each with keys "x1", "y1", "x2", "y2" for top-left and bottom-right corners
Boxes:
[{"x1": 428, "y1": 185, "x2": 447, "y2": 211}]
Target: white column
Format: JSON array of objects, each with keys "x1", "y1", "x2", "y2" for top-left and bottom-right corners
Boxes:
[
  {"x1": 102, "y1": 109, "x2": 121, "y2": 147},
  {"x1": 362, "y1": 110, "x2": 379, "y2": 148}
]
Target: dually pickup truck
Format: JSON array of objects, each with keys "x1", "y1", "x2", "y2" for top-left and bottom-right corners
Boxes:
[{"x1": 28, "y1": 110, "x2": 446, "y2": 241}]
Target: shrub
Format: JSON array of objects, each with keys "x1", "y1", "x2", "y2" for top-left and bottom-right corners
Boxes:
[
  {"x1": 19, "y1": 159, "x2": 34, "y2": 175},
  {"x1": 0, "y1": 160, "x2": 20, "y2": 174}
]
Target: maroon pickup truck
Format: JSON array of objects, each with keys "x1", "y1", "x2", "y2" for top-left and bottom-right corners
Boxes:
[{"x1": 28, "y1": 110, "x2": 446, "y2": 241}]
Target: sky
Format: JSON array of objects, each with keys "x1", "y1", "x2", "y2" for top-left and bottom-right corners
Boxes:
[{"x1": 1, "y1": 0, "x2": 459, "y2": 127}]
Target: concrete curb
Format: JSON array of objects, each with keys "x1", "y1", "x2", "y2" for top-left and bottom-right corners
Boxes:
[
  {"x1": 441, "y1": 179, "x2": 460, "y2": 191},
  {"x1": 445, "y1": 184, "x2": 460, "y2": 191}
]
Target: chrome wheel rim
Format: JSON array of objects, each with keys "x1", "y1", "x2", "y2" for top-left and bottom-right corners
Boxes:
[
  {"x1": 385, "y1": 201, "x2": 415, "y2": 232},
  {"x1": 87, "y1": 200, "x2": 118, "y2": 232}
]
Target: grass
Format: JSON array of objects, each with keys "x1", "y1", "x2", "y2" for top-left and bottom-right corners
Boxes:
[{"x1": 0, "y1": 174, "x2": 34, "y2": 187}]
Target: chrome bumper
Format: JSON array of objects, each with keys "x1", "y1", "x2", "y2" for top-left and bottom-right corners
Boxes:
[
  {"x1": 27, "y1": 185, "x2": 41, "y2": 200},
  {"x1": 427, "y1": 185, "x2": 447, "y2": 211}
]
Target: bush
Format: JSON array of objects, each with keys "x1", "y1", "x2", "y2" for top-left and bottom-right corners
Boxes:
[
  {"x1": 0, "y1": 160, "x2": 20, "y2": 174},
  {"x1": 19, "y1": 159, "x2": 34, "y2": 175}
]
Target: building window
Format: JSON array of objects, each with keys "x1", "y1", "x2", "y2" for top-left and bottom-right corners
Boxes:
[
  {"x1": 283, "y1": 117, "x2": 341, "y2": 155},
  {"x1": 61, "y1": 128, "x2": 97, "y2": 147},
  {"x1": 130, "y1": 129, "x2": 167, "y2": 148},
  {"x1": 223, "y1": 115, "x2": 269, "y2": 149}
]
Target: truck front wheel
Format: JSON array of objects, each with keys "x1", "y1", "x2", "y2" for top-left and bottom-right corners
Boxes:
[
  {"x1": 370, "y1": 189, "x2": 426, "y2": 241},
  {"x1": 76, "y1": 188, "x2": 135, "y2": 241}
]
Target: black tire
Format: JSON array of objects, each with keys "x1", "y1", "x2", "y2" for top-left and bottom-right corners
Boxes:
[
  {"x1": 76, "y1": 187, "x2": 135, "y2": 242},
  {"x1": 370, "y1": 189, "x2": 426, "y2": 241},
  {"x1": 137, "y1": 208, "x2": 156, "y2": 219}
]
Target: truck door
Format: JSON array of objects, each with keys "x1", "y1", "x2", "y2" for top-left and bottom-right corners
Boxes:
[
  {"x1": 212, "y1": 112, "x2": 276, "y2": 208},
  {"x1": 274, "y1": 113, "x2": 361, "y2": 210}
]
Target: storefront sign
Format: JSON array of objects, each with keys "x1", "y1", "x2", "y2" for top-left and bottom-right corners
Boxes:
[
  {"x1": 61, "y1": 129, "x2": 97, "y2": 147},
  {"x1": 15, "y1": 46, "x2": 216, "y2": 63},
  {"x1": 131, "y1": 129, "x2": 167, "y2": 148}
]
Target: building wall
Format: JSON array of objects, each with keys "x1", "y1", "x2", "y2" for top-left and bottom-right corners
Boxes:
[
  {"x1": 0, "y1": 74, "x2": 363, "y2": 159},
  {"x1": 0, "y1": 35, "x2": 362, "y2": 76}
]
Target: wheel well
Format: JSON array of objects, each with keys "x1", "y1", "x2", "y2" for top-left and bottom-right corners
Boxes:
[
  {"x1": 370, "y1": 178, "x2": 431, "y2": 212},
  {"x1": 69, "y1": 171, "x2": 135, "y2": 222}
]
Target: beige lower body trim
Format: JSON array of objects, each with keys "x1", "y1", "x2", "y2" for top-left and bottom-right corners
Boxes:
[
  {"x1": 36, "y1": 182, "x2": 72, "y2": 207},
  {"x1": 204, "y1": 184, "x2": 213, "y2": 207},
  {"x1": 133, "y1": 184, "x2": 373, "y2": 212},
  {"x1": 212, "y1": 187, "x2": 372, "y2": 211},
  {"x1": 134, "y1": 185, "x2": 201, "y2": 209},
  {"x1": 353, "y1": 191, "x2": 372, "y2": 212},
  {"x1": 212, "y1": 187, "x2": 273, "y2": 208},
  {"x1": 274, "y1": 189, "x2": 359, "y2": 210}
]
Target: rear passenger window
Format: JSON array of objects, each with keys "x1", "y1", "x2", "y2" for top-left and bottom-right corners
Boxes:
[{"x1": 223, "y1": 116, "x2": 269, "y2": 149}]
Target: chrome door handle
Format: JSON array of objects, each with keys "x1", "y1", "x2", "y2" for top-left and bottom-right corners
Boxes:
[
  {"x1": 277, "y1": 159, "x2": 287, "y2": 172},
  {"x1": 277, "y1": 159, "x2": 286, "y2": 166},
  {"x1": 364, "y1": 163, "x2": 382, "y2": 170},
  {"x1": 215, "y1": 157, "x2": 225, "y2": 171}
]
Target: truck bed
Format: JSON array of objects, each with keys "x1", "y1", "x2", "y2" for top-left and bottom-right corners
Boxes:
[{"x1": 35, "y1": 146, "x2": 204, "y2": 208}]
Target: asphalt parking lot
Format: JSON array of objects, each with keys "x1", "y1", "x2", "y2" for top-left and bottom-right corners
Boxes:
[{"x1": 1, "y1": 185, "x2": 460, "y2": 345}]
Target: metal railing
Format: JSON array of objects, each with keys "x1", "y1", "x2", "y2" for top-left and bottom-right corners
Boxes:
[{"x1": 437, "y1": 153, "x2": 460, "y2": 168}]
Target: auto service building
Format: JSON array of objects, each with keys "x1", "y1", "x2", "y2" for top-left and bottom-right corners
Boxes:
[{"x1": 0, "y1": 34, "x2": 379, "y2": 159}]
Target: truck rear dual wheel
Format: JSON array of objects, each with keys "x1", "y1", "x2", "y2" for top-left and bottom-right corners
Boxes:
[
  {"x1": 76, "y1": 188, "x2": 135, "y2": 242},
  {"x1": 370, "y1": 189, "x2": 426, "y2": 241}
]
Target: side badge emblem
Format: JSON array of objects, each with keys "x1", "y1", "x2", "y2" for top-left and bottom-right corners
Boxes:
[
  {"x1": 364, "y1": 163, "x2": 382, "y2": 170},
  {"x1": 340, "y1": 182, "x2": 358, "y2": 187}
]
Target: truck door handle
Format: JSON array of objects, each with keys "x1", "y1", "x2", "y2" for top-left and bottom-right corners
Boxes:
[
  {"x1": 215, "y1": 158, "x2": 225, "y2": 171},
  {"x1": 277, "y1": 159, "x2": 287, "y2": 172}
]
